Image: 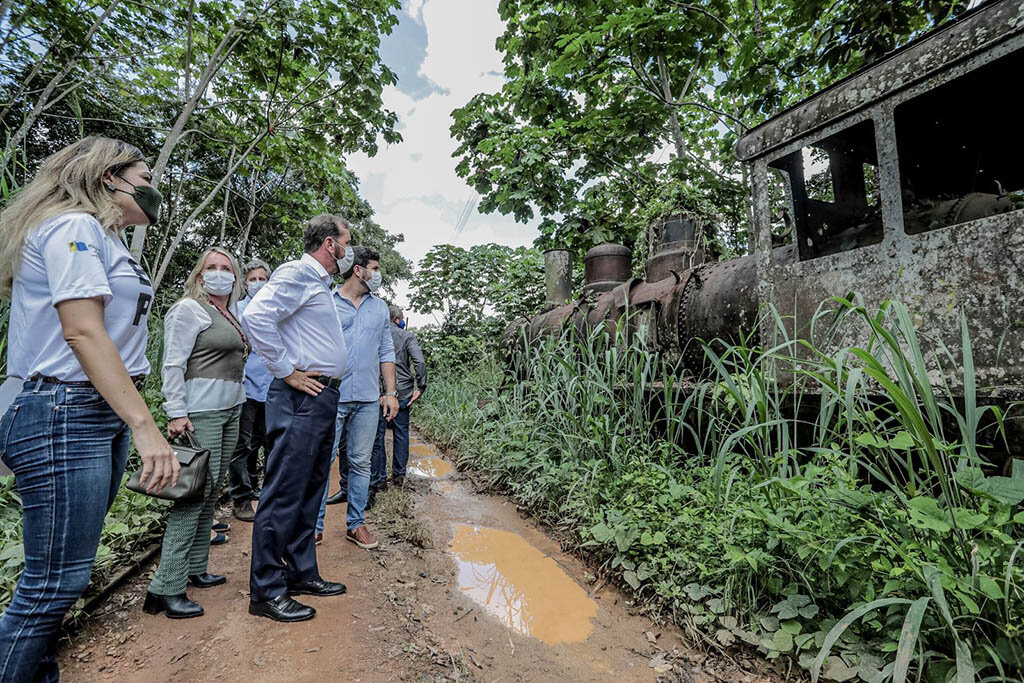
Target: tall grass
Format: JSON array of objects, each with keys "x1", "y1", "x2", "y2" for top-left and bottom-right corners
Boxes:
[{"x1": 416, "y1": 297, "x2": 1024, "y2": 682}]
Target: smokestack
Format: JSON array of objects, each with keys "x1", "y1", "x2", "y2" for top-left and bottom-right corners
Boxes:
[
  {"x1": 646, "y1": 214, "x2": 702, "y2": 282},
  {"x1": 543, "y1": 249, "x2": 572, "y2": 306},
  {"x1": 583, "y1": 243, "x2": 632, "y2": 296}
]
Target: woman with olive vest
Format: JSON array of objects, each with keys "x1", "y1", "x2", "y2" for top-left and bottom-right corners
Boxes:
[
  {"x1": 143, "y1": 246, "x2": 247, "y2": 619},
  {"x1": 0, "y1": 137, "x2": 178, "y2": 682}
]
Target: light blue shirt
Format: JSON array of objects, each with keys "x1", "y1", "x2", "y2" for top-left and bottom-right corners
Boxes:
[
  {"x1": 334, "y1": 287, "x2": 395, "y2": 403},
  {"x1": 237, "y1": 296, "x2": 273, "y2": 402}
]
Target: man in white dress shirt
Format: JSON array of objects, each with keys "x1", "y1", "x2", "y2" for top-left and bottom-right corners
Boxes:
[{"x1": 241, "y1": 214, "x2": 354, "y2": 623}]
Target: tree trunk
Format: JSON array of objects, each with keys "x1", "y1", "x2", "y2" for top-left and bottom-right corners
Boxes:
[
  {"x1": 1, "y1": 0, "x2": 124, "y2": 160},
  {"x1": 237, "y1": 156, "x2": 265, "y2": 257},
  {"x1": 220, "y1": 145, "x2": 237, "y2": 243},
  {"x1": 657, "y1": 56, "x2": 686, "y2": 161},
  {"x1": 130, "y1": 6, "x2": 253, "y2": 260},
  {"x1": 151, "y1": 131, "x2": 269, "y2": 292}
]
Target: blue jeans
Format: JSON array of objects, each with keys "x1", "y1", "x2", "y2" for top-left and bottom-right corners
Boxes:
[
  {"x1": 371, "y1": 398, "x2": 410, "y2": 487},
  {"x1": 316, "y1": 401, "x2": 378, "y2": 534},
  {"x1": 0, "y1": 380, "x2": 130, "y2": 683}
]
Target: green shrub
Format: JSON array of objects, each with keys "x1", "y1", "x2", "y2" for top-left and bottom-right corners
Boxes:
[{"x1": 415, "y1": 297, "x2": 1024, "y2": 682}]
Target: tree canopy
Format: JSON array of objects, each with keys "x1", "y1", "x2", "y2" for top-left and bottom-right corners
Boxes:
[
  {"x1": 451, "y1": 0, "x2": 970, "y2": 261},
  {"x1": 0, "y1": 0, "x2": 412, "y2": 305}
]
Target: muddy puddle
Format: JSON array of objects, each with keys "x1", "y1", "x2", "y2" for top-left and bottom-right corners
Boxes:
[
  {"x1": 409, "y1": 443, "x2": 435, "y2": 458},
  {"x1": 408, "y1": 456, "x2": 452, "y2": 478},
  {"x1": 448, "y1": 524, "x2": 598, "y2": 644}
]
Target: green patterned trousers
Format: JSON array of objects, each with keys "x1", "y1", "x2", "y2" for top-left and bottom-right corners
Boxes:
[{"x1": 149, "y1": 405, "x2": 241, "y2": 596}]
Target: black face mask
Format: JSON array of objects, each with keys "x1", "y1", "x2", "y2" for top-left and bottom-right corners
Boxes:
[{"x1": 108, "y1": 176, "x2": 162, "y2": 225}]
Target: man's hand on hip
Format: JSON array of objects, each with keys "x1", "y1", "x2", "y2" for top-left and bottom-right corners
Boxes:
[
  {"x1": 408, "y1": 389, "x2": 422, "y2": 406},
  {"x1": 381, "y1": 395, "x2": 399, "y2": 421},
  {"x1": 284, "y1": 369, "x2": 324, "y2": 396}
]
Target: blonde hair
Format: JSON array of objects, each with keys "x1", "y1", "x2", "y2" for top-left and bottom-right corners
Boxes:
[
  {"x1": 180, "y1": 246, "x2": 243, "y2": 309},
  {"x1": 0, "y1": 136, "x2": 146, "y2": 295}
]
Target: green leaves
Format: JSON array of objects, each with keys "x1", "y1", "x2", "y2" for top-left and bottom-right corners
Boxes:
[
  {"x1": 954, "y1": 467, "x2": 1024, "y2": 506},
  {"x1": 810, "y1": 598, "x2": 912, "y2": 683}
]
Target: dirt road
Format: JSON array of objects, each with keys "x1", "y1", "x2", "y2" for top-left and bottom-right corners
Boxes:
[{"x1": 58, "y1": 431, "x2": 779, "y2": 682}]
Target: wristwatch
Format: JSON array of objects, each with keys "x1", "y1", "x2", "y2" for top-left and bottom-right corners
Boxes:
[{"x1": 383, "y1": 391, "x2": 398, "y2": 397}]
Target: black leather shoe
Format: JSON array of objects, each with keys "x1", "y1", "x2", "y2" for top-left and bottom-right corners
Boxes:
[
  {"x1": 248, "y1": 594, "x2": 316, "y2": 622},
  {"x1": 251, "y1": 487, "x2": 261, "y2": 500},
  {"x1": 365, "y1": 492, "x2": 377, "y2": 511},
  {"x1": 143, "y1": 592, "x2": 203, "y2": 619},
  {"x1": 287, "y1": 578, "x2": 347, "y2": 597},
  {"x1": 325, "y1": 490, "x2": 346, "y2": 505},
  {"x1": 188, "y1": 572, "x2": 226, "y2": 588}
]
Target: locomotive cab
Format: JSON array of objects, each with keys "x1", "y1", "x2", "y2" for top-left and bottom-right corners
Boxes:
[{"x1": 738, "y1": 0, "x2": 1024, "y2": 397}]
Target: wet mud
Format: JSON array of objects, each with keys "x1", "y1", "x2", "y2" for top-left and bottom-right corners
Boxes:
[{"x1": 57, "y1": 430, "x2": 784, "y2": 682}]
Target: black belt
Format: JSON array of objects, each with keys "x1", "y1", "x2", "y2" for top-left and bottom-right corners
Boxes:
[
  {"x1": 29, "y1": 374, "x2": 148, "y2": 391},
  {"x1": 307, "y1": 375, "x2": 342, "y2": 390}
]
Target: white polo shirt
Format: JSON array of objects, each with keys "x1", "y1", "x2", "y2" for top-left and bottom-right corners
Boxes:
[{"x1": 7, "y1": 212, "x2": 153, "y2": 381}]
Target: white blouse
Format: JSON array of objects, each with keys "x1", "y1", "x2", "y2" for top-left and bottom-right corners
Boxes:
[{"x1": 161, "y1": 298, "x2": 246, "y2": 418}]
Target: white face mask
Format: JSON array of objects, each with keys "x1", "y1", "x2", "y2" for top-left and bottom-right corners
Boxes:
[
  {"x1": 202, "y1": 269, "x2": 235, "y2": 296},
  {"x1": 363, "y1": 269, "x2": 382, "y2": 293},
  {"x1": 336, "y1": 245, "x2": 354, "y2": 274},
  {"x1": 247, "y1": 279, "x2": 266, "y2": 297}
]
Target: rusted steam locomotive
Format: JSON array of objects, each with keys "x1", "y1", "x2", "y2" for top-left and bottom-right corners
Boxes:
[{"x1": 513, "y1": 0, "x2": 1024, "y2": 401}]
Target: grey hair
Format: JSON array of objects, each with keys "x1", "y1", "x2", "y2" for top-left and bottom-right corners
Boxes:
[
  {"x1": 302, "y1": 214, "x2": 350, "y2": 253},
  {"x1": 388, "y1": 304, "x2": 403, "y2": 320},
  {"x1": 243, "y1": 258, "x2": 270, "y2": 279}
]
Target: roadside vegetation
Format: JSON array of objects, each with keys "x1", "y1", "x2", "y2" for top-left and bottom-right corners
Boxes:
[{"x1": 415, "y1": 298, "x2": 1024, "y2": 682}]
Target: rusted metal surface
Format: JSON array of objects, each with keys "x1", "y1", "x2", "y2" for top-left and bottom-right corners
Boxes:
[
  {"x1": 735, "y1": 0, "x2": 1024, "y2": 161},
  {"x1": 646, "y1": 214, "x2": 705, "y2": 282},
  {"x1": 543, "y1": 249, "x2": 572, "y2": 306},
  {"x1": 583, "y1": 243, "x2": 631, "y2": 295},
  {"x1": 682, "y1": 256, "x2": 760, "y2": 359}
]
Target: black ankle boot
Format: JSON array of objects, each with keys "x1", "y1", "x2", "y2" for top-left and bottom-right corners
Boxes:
[
  {"x1": 188, "y1": 572, "x2": 226, "y2": 588},
  {"x1": 143, "y1": 591, "x2": 204, "y2": 619}
]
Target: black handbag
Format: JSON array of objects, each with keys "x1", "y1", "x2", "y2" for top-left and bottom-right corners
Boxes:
[{"x1": 126, "y1": 430, "x2": 210, "y2": 502}]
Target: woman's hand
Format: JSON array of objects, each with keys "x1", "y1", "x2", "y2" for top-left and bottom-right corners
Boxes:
[
  {"x1": 167, "y1": 416, "x2": 194, "y2": 437},
  {"x1": 133, "y1": 422, "x2": 179, "y2": 493}
]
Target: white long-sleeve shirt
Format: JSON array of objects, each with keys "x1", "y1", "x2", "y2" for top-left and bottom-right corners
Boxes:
[
  {"x1": 161, "y1": 298, "x2": 246, "y2": 418},
  {"x1": 240, "y1": 253, "x2": 348, "y2": 380}
]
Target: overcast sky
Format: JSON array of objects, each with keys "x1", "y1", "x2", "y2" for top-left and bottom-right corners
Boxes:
[{"x1": 346, "y1": 0, "x2": 540, "y2": 317}]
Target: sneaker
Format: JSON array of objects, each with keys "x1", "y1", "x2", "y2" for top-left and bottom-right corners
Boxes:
[
  {"x1": 315, "y1": 532, "x2": 323, "y2": 546},
  {"x1": 346, "y1": 525, "x2": 379, "y2": 550}
]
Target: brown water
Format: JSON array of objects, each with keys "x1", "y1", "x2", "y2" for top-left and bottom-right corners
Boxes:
[
  {"x1": 408, "y1": 456, "x2": 453, "y2": 478},
  {"x1": 409, "y1": 443, "x2": 435, "y2": 458},
  {"x1": 448, "y1": 524, "x2": 598, "y2": 644}
]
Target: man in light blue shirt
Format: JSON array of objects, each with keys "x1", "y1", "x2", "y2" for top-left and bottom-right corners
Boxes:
[{"x1": 315, "y1": 246, "x2": 398, "y2": 550}]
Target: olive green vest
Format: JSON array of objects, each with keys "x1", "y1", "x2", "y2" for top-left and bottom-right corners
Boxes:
[{"x1": 183, "y1": 300, "x2": 246, "y2": 383}]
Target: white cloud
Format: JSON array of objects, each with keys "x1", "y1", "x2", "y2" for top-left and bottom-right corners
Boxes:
[
  {"x1": 405, "y1": 0, "x2": 426, "y2": 22},
  {"x1": 349, "y1": 0, "x2": 539, "y2": 311}
]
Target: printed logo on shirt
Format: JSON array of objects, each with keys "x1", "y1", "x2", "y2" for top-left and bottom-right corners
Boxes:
[
  {"x1": 68, "y1": 241, "x2": 92, "y2": 253},
  {"x1": 126, "y1": 257, "x2": 153, "y2": 327}
]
